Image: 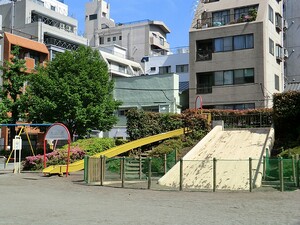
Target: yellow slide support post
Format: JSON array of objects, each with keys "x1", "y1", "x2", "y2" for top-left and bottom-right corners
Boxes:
[{"x1": 43, "y1": 128, "x2": 187, "y2": 175}]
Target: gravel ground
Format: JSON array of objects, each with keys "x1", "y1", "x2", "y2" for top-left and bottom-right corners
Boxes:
[{"x1": 0, "y1": 172, "x2": 300, "y2": 225}]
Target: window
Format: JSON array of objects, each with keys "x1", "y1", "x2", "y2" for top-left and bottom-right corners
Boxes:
[
  {"x1": 197, "y1": 73, "x2": 213, "y2": 94},
  {"x1": 89, "y1": 14, "x2": 97, "y2": 20},
  {"x1": 224, "y1": 70, "x2": 234, "y2": 85},
  {"x1": 214, "y1": 71, "x2": 223, "y2": 86},
  {"x1": 212, "y1": 10, "x2": 230, "y2": 26},
  {"x1": 214, "y1": 34, "x2": 254, "y2": 52},
  {"x1": 275, "y1": 75, "x2": 280, "y2": 90},
  {"x1": 269, "y1": 38, "x2": 274, "y2": 55},
  {"x1": 99, "y1": 37, "x2": 104, "y2": 45},
  {"x1": 234, "y1": 5, "x2": 258, "y2": 22},
  {"x1": 269, "y1": 5, "x2": 274, "y2": 23},
  {"x1": 50, "y1": 5, "x2": 55, "y2": 11},
  {"x1": 275, "y1": 13, "x2": 282, "y2": 31},
  {"x1": 275, "y1": 44, "x2": 283, "y2": 61},
  {"x1": 160, "y1": 37, "x2": 164, "y2": 46},
  {"x1": 119, "y1": 36, "x2": 122, "y2": 40},
  {"x1": 102, "y1": 12, "x2": 107, "y2": 17},
  {"x1": 107, "y1": 37, "x2": 111, "y2": 42},
  {"x1": 142, "y1": 106, "x2": 159, "y2": 112},
  {"x1": 233, "y1": 34, "x2": 254, "y2": 50},
  {"x1": 150, "y1": 67, "x2": 156, "y2": 72},
  {"x1": 113, "y1": 36, "x2": 116, "y2": 41},
  {"x1": 214, "y1": 68, "x2": 254, "y2": 86},
  {"x1": 176, "y1": 64, "x2": 189, "y2": 73},
  {"x1": 159, "y1": 66, "x2": 171, "y2": 74}
]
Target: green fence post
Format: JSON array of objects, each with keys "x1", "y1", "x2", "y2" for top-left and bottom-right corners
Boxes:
[
  {"x1": 262, "y1": 155, "x2": 266, "y2": 180},
  {"x1": 84, "y1": 155, "x2": 88, "y2": 183},
  {"x1": 179, "y1": 158, "x2": 183, "y2": 191},
  {"x1": 279, "y1": 157, "x2": 284, "y2": 192},
  {"x1": 103, "y1": 156, "x2": 106, "y2": 184},
  {"x1": 175, "y1": 150, "x2": 178, "y2": 163},
  {"x1": 296, "y1": 154, "x2": 299, "y2": 188},
  {"x1": 148, "y1": 157, "x2": 152, "y2": 189},
  {"x1": 249, "y1": 157, "x2": 252, "y2": 192},
  {"x1": 139, "y1": 154, "x2": 142, "y2": 180},
  {"x1": 213, "y1": 158, "x2": 217, "y2": 192},
  {"x1": 121, "y1": 157, "x2": 125, "y2": 188}
]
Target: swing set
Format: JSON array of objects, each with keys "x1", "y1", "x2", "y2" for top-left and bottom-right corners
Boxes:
[{"x1": 0, "y1": 124, "x2": 52, "y2": 167}]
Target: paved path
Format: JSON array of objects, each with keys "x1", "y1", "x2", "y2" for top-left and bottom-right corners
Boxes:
[{"x1": 0, "y1": 172, "x2": 300, "y2": 225}]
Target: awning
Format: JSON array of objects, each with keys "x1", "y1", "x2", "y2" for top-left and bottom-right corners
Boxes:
[{"x1": 5, "y1": 32, "x2": 49, "y2": 54}]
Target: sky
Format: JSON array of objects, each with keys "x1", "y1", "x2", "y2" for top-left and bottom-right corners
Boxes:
[{"x1": 64, "y1": 0, "x2": 198, "y2": 49}]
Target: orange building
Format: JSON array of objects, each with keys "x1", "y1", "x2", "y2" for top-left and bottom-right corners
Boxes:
[{"x1": 1, "y1": 32, "x2": 50, "y2": 150}]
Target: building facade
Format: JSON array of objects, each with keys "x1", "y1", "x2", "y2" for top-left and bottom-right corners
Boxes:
[
  {"x1": 108, "y1": 73, "x2": 180, "y2": 139},
  {"x1": 283, "y1": 0, "x2": 300, "y2": 83},
  {"x1": 98, "y1": 45, "x2": 144, "y2": 78},
  {"x1": 85, "y1": 0, "x2": 170, "y2": 63},
  {"x1": 142, "y1": 47, "x2": 190, "y2": 110},
  {"x1": 189, "y1": 0, "x2": 284, "y2": 109},
  {"x1": 0, "y1": 0, "x2": 87, "y2": 60}
]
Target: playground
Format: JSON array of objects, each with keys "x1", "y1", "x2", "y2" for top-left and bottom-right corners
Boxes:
[{"x1": 0, "y1": 172, "x2": 300, "y2": 225}]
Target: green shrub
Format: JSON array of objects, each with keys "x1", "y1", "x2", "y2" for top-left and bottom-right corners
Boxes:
[{"x1": 61, "y1": 138, "x2": 115, "y2": 156}]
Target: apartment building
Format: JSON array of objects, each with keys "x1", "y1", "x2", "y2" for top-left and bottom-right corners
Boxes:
[
  {"x1": 85, "y1": 0, "x2": 170, "y2": 63},
  {"x1": 189, "y1": 0, "x2": 284, "y2": 109},
  {"x1": 1, "y1": 32, "x2": 50, "y2": 149},
  {"x1": 0, "y1": 0, "x2": 87, "y2": 60},
  {"x1": 283, "y1": 0, "x2": 300, "y2": 83}
]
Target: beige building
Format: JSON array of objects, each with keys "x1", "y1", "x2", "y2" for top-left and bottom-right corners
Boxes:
[
  {"x1": 85, "y1": 0, "x2": 170, "y2": 63},
  {"x1": 189, "y1": 0, "x2": 284, "y2": 109}
]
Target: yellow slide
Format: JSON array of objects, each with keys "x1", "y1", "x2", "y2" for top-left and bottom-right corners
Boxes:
[{"x1": 43, "y1": 128, "x2": 187, "y2": 175}]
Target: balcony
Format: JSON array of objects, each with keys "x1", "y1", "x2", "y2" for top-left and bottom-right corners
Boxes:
[{"x1": 195, "y1": 8, "x2": 257, "y2": 29}]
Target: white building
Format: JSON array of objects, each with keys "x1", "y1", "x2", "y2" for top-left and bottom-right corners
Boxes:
[
  {"x1": 85, "y1": 0, "x2": 170, "y2": 64},
  {"x1": 0, "y1": 0, "x2": 87, "y2": 60}
]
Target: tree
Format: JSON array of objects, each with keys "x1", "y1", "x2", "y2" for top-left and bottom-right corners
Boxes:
[
  {"x1": 0, "y1": 46, "x2": 28, "y2": 144},
  {"x1": 25, "y1": 46, "x2": 121, "y2": 138}
]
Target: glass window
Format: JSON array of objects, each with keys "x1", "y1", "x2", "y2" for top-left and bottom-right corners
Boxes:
[
  {"x1": 214, "y1": 38, "x2": 223, "y2": 52},
  {"x1": 113, "y1": 37, "x2": 116, "y2": 41},
  {"x1": 214, "y1": 71, "x2": 223, "y2": 86},
  {"x1": 89, "y1": 14, "x2": 97, "y2": 20},
  {"x1": 119, "y1": 36, "x2": 122, "y2": 40},
  {"x1": 234, "y1": 69, "x2": 244, "y2": 84},
  {"x1": 269, "y1": 38, "x2": 274, "y2": 55},
  {"x1": 212, "y1": 10, "x2": 230, "y2": 26},
  {"x1": 275, "y1": 74, "x2": 279, "y2": 90},
  {"x1": 223, "y1": 37, "x2": 233, "y2": 51},
  {"x1": 224, "y1": 70, "x2": 234, "y2": 85},
  {"x1": 244, "y1": 68, "x2": 254, "y2": 83},
  {"x1": 269, "y1": 5, "x2": 274, "y2": 23},
  {"x1": 245, "y1": 34, "x2": 254, "y2": 48},
  {"x1": 107, "y1": 37, "x2": 111, "y2": 42},
  {"x1": 234, "y1": 36, "x2": 245, "y2": 50},
  {"x1": 176, "y1": 64, "x2": 189, "y2": 73},
  {"x1": 159, "y1": 66, "x2": 171, "y2": 74}
]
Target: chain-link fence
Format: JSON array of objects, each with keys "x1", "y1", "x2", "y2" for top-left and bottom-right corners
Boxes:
[{"x1": 263, "y1": 155, "x2": 300, "y2": 191}]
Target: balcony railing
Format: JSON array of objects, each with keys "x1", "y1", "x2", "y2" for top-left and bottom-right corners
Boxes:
[
  {"x1": 194, "y1": 12, "x2": 257, "y2": 29},
  {"x1": 196, "y1": 49, "x2": 213, "y2": 61}
]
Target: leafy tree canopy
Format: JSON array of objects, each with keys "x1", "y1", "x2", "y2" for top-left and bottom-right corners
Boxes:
[{"x1": 24, "y1": 46, "x2": 121, "y2": 137}]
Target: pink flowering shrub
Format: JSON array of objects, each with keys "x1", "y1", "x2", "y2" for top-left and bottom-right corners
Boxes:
[{"x1": 22, "y1": 147, "x2": 85, "y2": 171}]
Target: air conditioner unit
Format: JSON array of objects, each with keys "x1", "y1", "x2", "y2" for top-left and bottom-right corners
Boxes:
[
  {"x1": 59, "y1": 23, "x2": 65, "y2": 29},
  {"x1": 283, "y1": 48, "x2": 288, "y2": 59}
]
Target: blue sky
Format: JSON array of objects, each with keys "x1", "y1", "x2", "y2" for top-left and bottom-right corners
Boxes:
[{"x1": 64, "y1": 0, "x2": 197, "y2": 48}]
